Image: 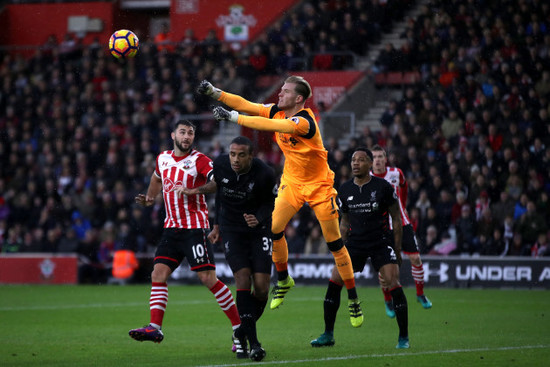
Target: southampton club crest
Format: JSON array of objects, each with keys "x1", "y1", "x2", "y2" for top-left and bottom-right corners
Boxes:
[
  {"x1": 216, "y1": 4, "x2": 257, "y2": 42},
  {"x1": 40, "y1": 258, "x2": 55, "y2": 280}
]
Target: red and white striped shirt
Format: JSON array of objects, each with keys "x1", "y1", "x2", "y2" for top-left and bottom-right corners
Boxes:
[
  {"x1": 154, "y1": 149, "x2": 213, "y2": 229},
  {"x1": 372, "y1": 167, "x2": 410, "y2": 227}
]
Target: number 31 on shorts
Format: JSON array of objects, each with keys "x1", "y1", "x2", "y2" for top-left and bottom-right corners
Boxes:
[{"x1": 263, "y1": 237, "x2": 272, "y2": 255}]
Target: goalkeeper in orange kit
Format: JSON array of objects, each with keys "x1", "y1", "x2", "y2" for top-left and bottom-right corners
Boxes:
[{"x1": 197, "y1": 76, "x2": 363, "y2": 327}]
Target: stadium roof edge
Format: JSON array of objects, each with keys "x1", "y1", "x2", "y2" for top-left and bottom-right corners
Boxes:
[{"x1": 120, "y1": 0, "x2": 169, "y2": 9}]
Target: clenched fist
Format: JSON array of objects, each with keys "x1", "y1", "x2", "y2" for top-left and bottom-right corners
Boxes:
[
  {"x1": 213, "y1": 106, "x2": 239, "y2": 123},
  {"x1": 197, "y1": 80, "x2": 222, "y2": 99}
]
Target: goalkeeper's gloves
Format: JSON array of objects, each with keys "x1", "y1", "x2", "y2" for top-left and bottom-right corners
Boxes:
[
  {"x1": 197, "y1": 80, "x2": 222, "y2": 99},
  {"x1": 213, "y1": 106, "x2": 239, "y2": 123}
]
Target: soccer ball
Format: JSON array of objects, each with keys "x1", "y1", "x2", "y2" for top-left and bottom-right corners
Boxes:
[{"x1": 109, "y1": 29, "x2": 139, "y2": 59}]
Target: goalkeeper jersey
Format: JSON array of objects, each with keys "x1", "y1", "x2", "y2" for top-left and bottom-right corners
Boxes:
[
  {"x1": 262, "y1": 104, "x2": 334, "y2": 186},
  {"x1": 218, "y1": 91, "x2": 335, "y2": 186}
]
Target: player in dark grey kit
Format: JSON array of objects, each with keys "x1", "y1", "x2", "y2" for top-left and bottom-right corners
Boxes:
[
  {"x1": 183, "y1": 136, "x2": 277, "y2": 361},
  {"x1": 310, "y1": 147, "x2": 410, "y2": 349}
]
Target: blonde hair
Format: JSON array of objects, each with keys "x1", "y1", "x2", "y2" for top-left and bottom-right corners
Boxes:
[{"x1": 285, "y1": 75, "x2": 312, "y2": 100}]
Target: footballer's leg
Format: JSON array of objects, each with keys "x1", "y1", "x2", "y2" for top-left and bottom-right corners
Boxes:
[
  {"x1": 318, "y1": 216, "x2": 362, "y2": 328},
  {"x1": 379, "y1": 272, "x2": 395, "y2": 318},
  {"x1": 380, "y1": 263, "x2": 409, "y2": 349},
  {"x1": 247, "y1": 237, "x2": 272, "y2": 361},
  {"x1": 234, "y1": 268, "x2": 255, "y2": 359},
  {"x1": 409, "y1": 252, "x2": 432, "y2": 308},
  {"x1": 270, "y1": 193, "x2": 300, "y2": 309},
  {"x1": 129, "y1": 232, "x2": 180, "y2": 344},
  {"x1": 198, "y1": 269, "x2": 245, "y2": 357},
  {"x1": 129, "y1": 263, "x2": 171, "y2": 343},
  {"x1": 251, "y1": 243, "x2": 271, "y2": 320},
  {"x1": 248, "y1": 273, "x2": 270, "y2": 361},
  {"x1": 402, "y1": 225, "x2": 431, "y2": 309},
  {"x1": 311, "y1": 275, "x2": 342, "y2": 347},
  {"x1": 186, "y1": 229, "x2": 241, "y2": 333},
  {"x1": 198, "y1": 270, "x2": 241, "y2": 330}
]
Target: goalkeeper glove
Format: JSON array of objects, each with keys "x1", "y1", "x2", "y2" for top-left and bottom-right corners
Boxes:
[
  {"x1": 213, "y1": 106, "x2": 239, "y2": 123},
  {"x1": 197, "y1": 80, "x2": 222, "y2": 99}
]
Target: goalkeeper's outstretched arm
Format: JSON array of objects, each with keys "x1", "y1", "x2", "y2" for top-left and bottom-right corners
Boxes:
[
  {"x1": 212, "y1": 106, "x2": 297, "y2": 134},
  {"x1": 197, "y1": 80, "x2": 262, "y2": 116}
]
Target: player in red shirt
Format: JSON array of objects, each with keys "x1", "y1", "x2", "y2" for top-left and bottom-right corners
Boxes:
[
  {"x1": 371, "y1": 145, "x2": 432, "y2": 317},
  {"x1": 128, "y1": 120, "x2": 243, "y2": 352}
]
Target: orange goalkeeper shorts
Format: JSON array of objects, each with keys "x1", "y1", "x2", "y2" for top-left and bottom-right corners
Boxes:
[{"x1": 276, "y1": 179, "x2": 339, "y2": 222}]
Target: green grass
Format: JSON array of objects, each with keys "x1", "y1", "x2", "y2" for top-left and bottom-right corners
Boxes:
[{"x1": 1, "y1": 284, "x2": 549, "y2": 366}]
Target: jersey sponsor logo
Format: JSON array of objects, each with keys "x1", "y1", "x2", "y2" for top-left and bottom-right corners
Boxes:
[
  {"x1": 163, "y1": 178, "x2": 182, "y2": 192},
  {"x1": 277, "y1": 132, "x2": 299, "y2": 147}
]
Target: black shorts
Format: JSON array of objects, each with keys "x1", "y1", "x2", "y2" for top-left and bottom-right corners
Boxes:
[
  {"x1": 346, "y1": 239, "x2": 398, "y2": 273},
  {"x1": 154, "y1": 228, "x2": 216, "y2": 272},
  {"x1": 221, "y1": 230, "x2": 272, "y2": 274},
  {"x1": 391, "y1": 224, "x2": 419, "y2": 254}
]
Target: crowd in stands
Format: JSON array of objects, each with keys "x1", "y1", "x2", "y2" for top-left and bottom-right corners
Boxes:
[
  {"x1": 1, "y1": 0, "x2": 549, "y2": 282},
  {"x1": 366, "y1": 0, "x2": 550, "y2": 257}
]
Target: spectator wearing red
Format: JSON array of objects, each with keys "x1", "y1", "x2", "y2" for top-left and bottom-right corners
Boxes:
[
  {"x1": 155, "y1": 23, "x2": 175, "y2": 53},
  {"x1": 487, "y1": 123, "x2": 503, "y2": 152},
  {"x1": 249, "y1": 44, "x2": 268, "y2": 75}
]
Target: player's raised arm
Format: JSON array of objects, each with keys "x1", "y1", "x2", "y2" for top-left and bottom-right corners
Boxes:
[
  {"x1": 197, "y1": 80, "x2": 263, "y2": 116},
  {"x1": 212, "y1": 106, "x2": 299, "y2": 134}
]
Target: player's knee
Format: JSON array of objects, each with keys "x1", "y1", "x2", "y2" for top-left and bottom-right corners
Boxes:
[
  {"x1": 233, "y1": 269, "x2": 252, "y2": 288},
  {"x1": 327, "y1": 238, "x2": 344, "y2": 252},
  {"x1": 151, "y1": 263, "x2": 171, "y2": 282},
  {"x1": 409, "y1": 253, "x2": 421, "y2": 265},
  {"x1": 330, "y1": 266, "x2": 343, "y2": 283},
  {"x1": 197, "y1": 270, "x2": 217, "y2": 287},
  {"x1": 381, "y1": 266, "x2": 400, "y2": 288},
  {"x1": 273, "y1": 231, "x2": 284, "y2": 241}
]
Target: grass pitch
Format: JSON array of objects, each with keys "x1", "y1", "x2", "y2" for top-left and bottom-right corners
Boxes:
[{"x1": 1, "y1": 284, "x2": 549, "y2": 366}]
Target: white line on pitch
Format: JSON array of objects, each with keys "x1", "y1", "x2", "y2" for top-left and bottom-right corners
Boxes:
[{"x1": 196, "y1": 344, "x2": 550, "y2": 367}]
